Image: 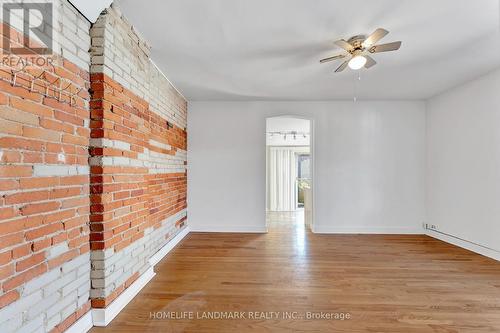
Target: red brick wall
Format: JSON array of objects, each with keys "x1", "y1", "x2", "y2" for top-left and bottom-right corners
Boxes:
[
  {"x1": 1, "y1": 3, "x2": 188, "y2": 325},
  {"x1": 89, "y1": 73, "x2": 186, "y2": 253},
  {"x1": 88, "y1": 73, "x2": 187, "y2": 307},
  {"x1": 0, "y1": 18, "x2": 91, "y2": 327}
]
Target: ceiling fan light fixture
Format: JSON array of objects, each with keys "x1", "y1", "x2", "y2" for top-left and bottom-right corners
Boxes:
[
  {"x1": 320, "y1": 28, "x2": 401, "y2": 72},
  {"x1": 348, "y1": 55, "x2": 367, "y2": 70}
]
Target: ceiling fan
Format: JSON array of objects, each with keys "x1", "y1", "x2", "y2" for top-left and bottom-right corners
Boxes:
[{"x1": 320, "y1": 28, "x2": 402, "y2": 72}]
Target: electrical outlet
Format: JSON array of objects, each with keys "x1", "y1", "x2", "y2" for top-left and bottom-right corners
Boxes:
[{"x1": 423, "y1": 223, "x2": 438, "y2": 230}]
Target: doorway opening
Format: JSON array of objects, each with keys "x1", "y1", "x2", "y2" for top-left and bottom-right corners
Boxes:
[{"x1": 265, "y1": 117, "x2": 313, "y2": 232}]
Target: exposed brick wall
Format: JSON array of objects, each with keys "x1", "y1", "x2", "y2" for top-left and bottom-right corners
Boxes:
[
  {"x1": 89, "y1": 73, "x2": 187, "y2": 252},
  {"x1": 1, "y1": 1, "x2": 188, "y2": 329},
  {"x1": 0, "y1": 1, "x2": 92, "y2": 332},
  {"x1": 88, "y1": 5, "x2": 187, "y2": 308}
]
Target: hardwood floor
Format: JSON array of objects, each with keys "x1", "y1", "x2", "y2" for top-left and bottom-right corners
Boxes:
[{"x1": 92, "y1": 212, "x2": 500, "y2": 332}]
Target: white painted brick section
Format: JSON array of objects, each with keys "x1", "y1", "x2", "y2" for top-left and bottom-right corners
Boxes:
[
  {"x1": 90, "y1": 209, "x2": 187, "y2": 298},
  {"x1": 3, "y1": 314, "x2": 23, "y2": 332},
  {"x1": 21, "y1": 269, "x2": 60, "y2": 297},
  {"x1": 62, "y1": 274, "x2": 89, "y2": 297},
  {"x1": 33, "y1": 164, "x2": 89, "y2": 177},
  {"x1": 89, "y1": 4, "x2": 187, "y2": 129},
  {"x1": 89, "y1": 138, "x2": 130, "y2": 150},
  {"x1": 46, "y1": 290, "x2": 77, "y2": 319},
  {"x1": 0, "y1": 291, "x2": 42, "y2": 324},
  {"x1": 17, "y1": 315, "x2": 44, "y2": 333},
  {"x1": 46, "y1": 241, "x2": 69, "y2": 259},
  {"x1": 30, "y1": 0, "x2": 91, "y2": 71},
  {"x1": 27, "y1": 292, "x2": 60, "y2": 320},
  {"x1": 89, "y1": 140, "x2": 187, "y2": 173},
  {"x1": 62, "y1": 252, "x2": 90, "y2": 274},
  {"x1": 43, "y1": 269, "x2": 77, "y2": 296},
  {"x1": 53, "y1": 0, "x2": 91, "y2": 70},
  {"x1": 0, "y1": 252, "x2": 91, "y2": 332}
]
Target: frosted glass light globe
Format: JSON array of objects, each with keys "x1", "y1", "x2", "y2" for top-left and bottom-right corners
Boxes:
[{"x1": 348, "y1": 55, "x2": 367, "y2": 70}]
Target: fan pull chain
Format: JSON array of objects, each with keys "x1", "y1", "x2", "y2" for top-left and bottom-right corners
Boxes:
[{"x1": 353, "y1": 72, "x2": 361, "y2": 102}]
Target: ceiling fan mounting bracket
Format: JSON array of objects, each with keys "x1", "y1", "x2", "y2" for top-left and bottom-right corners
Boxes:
[{"x1": 347, "y1": 35, "x2": 366, "y2": 50}]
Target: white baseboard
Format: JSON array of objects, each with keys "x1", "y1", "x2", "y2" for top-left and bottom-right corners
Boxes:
[
  {"x1": 149, "y1": 226, "x2": 190, "y2": 267},
  {"x1": 314, "y1": 225, "x2": 423, "y2": 234},
  {"x1": 91, "y1": 267, "x2": 156, "y2": 326},
  {"x1": 90, "y1": 226, "x2": 191, "y2": 327},
  {"x1": 65, "y1": 310, "x2": 93, "y2": 333},
  {"x1": 190, "y1": 225, "x2": 267, "y2": 233},
  {"x1": 426, "y1": 229, "x2": 500, "y2": 261}
]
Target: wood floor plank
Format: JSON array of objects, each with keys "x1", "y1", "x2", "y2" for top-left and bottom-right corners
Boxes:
[{"x1": 91, "y1": 214, "x2": 500, "y2": 332}]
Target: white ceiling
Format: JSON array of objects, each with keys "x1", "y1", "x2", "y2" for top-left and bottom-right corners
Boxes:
[
  {"x1": 69, "y1": 0, "x2": 112, "y2": 22},
  {"x1": 116, "y1": 0, "x2": 500, "y2": 101}
]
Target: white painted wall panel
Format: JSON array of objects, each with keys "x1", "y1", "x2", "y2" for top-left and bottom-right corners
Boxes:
[
  {"x1": 427, "y1": 68, "x2": 500, "y2": 252},
  {"x1": 188, "y1": 101, "x2": 426, "y2": 233}
]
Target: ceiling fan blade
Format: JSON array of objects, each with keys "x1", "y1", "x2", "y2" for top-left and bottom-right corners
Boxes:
[
  {"x1": 334, "y1": 61, "x2": 349, "y2": 72},
  {"x1": 319, "y1": 54, "x2": 346, "y2": 63},
  {"x1": 362, "y1": 28, "x2": 389, "y2": 48},
  {"x1": 364, "y1": 55, "x2": 377, "y2": 68},
  {"x1": 369, "y1": 41, "x2": 402, "y2": 53},
  {"x1": 334, "y1": 39, "x2": 354, "y2": 52}
]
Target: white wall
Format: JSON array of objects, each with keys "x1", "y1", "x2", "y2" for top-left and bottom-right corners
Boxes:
[
  {"x1": 426, "y1": 68, "x2": 500, "y2": 253},
  {"x1": 188, "y1": 101, "x2": 426, "y2": 233}
]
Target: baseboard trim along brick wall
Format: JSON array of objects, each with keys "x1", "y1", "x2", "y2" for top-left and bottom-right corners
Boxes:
[
  {"x1": 64, "y1": 311, "x2": 93, "y2": 333},
  {"x1": 0, "y1": 1, "x2": 188, "y2": 332},
  {"x1": 91, "y1": 225, "x2": 189, "y2": 327},
  {"x1": 62, "y1": 225, "x2": 189, "y2": 331}
]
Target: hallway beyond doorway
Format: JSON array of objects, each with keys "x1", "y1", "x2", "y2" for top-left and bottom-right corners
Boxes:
[
  {"x1": 267, "y1": 209, "x2": 305, "y2": 229},
  {"x1": 266, "y1": 116, "x2": 313, "y2": 231}
]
